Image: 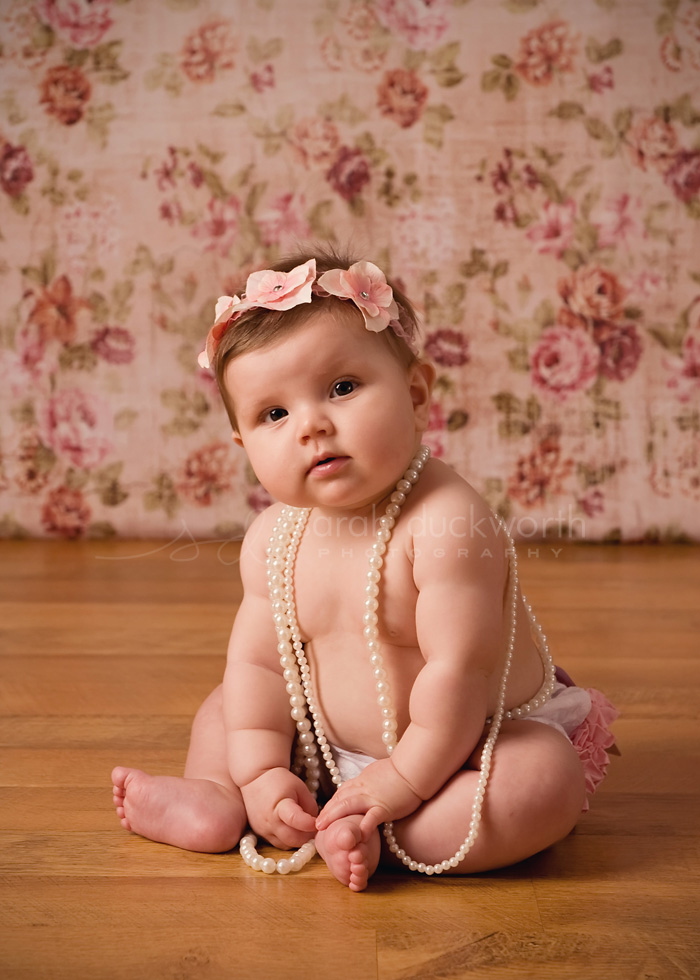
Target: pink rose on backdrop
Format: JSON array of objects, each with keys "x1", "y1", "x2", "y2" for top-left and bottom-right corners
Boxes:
[
  {"x1": 627, "y1": 116, "x2": 679, "y2": 174},
  {"x1": 666, "y1": 329, "x2": 700, "y2": 401},
  {"x1": 326, "y1": 146, "x2": 371, "y2": 201},
  {"x1": 177, "y1": 441, "x2": 237, "y2": 506},
  {"x1": 375, "y1": 0, "x2": 450, "y2": 51},
  {"x1": 41, "y1": 485, "x2": 92, "y2": 538},
  {"x1": 377, "y1": 68, "x2": 429, "y2": 128},
  {"x1": 515, "y1": 19, "x2": 578, "y2": 86},
  {"x1": 91, "y1": 327, "x2": 135, "y2": 365},
  {"x1": 181, "y1": 19, "x2": 236, "y2": 83},
  {"x1": 594, "y1": 194, "x2": 641, "y2": 250},
  {"x1": 341, "y1": 2, "x2": 379, "y2": 41},
  {"x1": 424, "y1": 328, "x2": 470, "y2": 367},
  {"x1": 291, "y1": 117, "x2": 341, "y2": 169},
  {"x1": 1, "y1": 326, "x2": 60, "y2": 396},
  {"x1": 422, "y1": 401, "x2": 447, "y2": 459},
  {"x1": 558, "y1": 265, "x2": 626, "y2": 324},
  {"x1": 27, "y1": 275, "x2": 89, "y2": 345},
  {"x1": 39, "y1": 64, "x2": 92, "y2": 125},
  {"x1": 530, "y1": 325, "x2": 600, "y2": 399},
  {"x1": 588, "y1": 64, "x2": 614, "y2": 93},
  {"x1": 40, "y1": 389, "x2": 113, "y2": 470},
  {"x1": 14, "y1": 433, "x2": 54, "y2": 495},
  {"x1": 578, "y1": 487, "x2": 605, "y2": 518},
  {"x1": 508, "y1": 432, "x2": 574, "y2": 508},
  {"x1": 593, "y1": 322, "x2": 642, "y2": 381},
  {"x1": 191, "y1": 195, "x2": 241, "y2": 255},
  {"x1": 664, "y1": 149, "x2": 700, "y2": 204},
  {"x1": 525, "y1": 199, "x2": 576, "y2": 258},
  {"x1": 250, "y1": 63, "x2": 275, "y2": 92},
  {"x1": 59, "y1": 201, "x2": 119, "y2": 277},
  {"x1": 257, "y1": 193, "x2": 310, "y2": 247},
  {"x1": 571, "y1": 688, "x2": 619, "y2": 797},
  {"x1": 247, "y1": 484, "x2": 274, "y2": 513},
  {"x1": 35, "y1": 0, "x2": 113, "y2": 48},
  {"x1": 0, "y1": 141, "x2": 34, "y2": 198}
]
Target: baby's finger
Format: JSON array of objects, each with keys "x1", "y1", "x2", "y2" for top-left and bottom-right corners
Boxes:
[
  {"x1": 316, "y1": 794, "x2": 368, "y2": 829},
  {"x1": 359, "y1": 807, "x2": 386, "y2": 839},
  {"x1": 277, "y1": 797, "x2": 317, "y2": 832}
]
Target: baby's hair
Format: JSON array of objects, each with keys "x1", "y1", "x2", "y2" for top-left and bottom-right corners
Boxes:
[{"x1": 213, "y1": 243, "x2": 421, "y2": 430}]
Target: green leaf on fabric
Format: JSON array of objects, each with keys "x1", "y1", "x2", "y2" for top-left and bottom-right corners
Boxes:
[
  {"x1": 460, "y1": 248, "x2": 489, "y2": 278},
  {"x1": 481, "y1": 68, "x2": 502, "y2": 92},
  {"x1": 504, "y1": 0, "x2": 542, "y2": 11},
  {"x1": 549, "y1": 101, "x2": 585, "y2": 120},
  {"x1": 429, "y1": 42, "x2": 464, "y2": 87},
  {"x1": 447, "y1": 410, "x2": 469, "y2": 431},
  {"x1": 247, "y1": 37, "x2": 284, "y2": 63},
  {"x1": 212, "y1": 103, "x2": 247, "y2": 117},
  {"x1": 58, "y1": 344, "x2": 99, "y2": 371},
  {"x1": 501, "y1": 72, "x2": 520, "y2": 101},
  {"x1": 423, "y1": 104, "x2": 454, "y2": 148},
  {"x1": 585, "y1": 38, "x2": 623, "y2": 64},
  {"x1": 308, "y1": 200, "x2": 336, "y2": 240},
  {"x1": 320, "y1": 93, "x2": 367, "y2": 125},
  {"x1": 87, "y1": 522, "x2": 117, "y2": 539},
  {"x1": 584, "y1": 116, "x2": 614, "y2": 142}
]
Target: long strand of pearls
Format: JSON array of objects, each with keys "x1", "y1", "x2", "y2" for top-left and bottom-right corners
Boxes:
[{"x1": 243, "y1": 445, "x2": 555, "y2": 876}]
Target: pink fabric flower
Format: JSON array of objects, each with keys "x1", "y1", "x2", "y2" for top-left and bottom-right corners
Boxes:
[
  {"x1": 571, "y1": 688, "x2": 619, "y2": 797},
  {"x1": 530, "y1": 325, "x2": 600, "y2": 399},
  {"x1": 665, "y1": 329, "x2": 700, "y2": 401},
  {"x1": 35, "y1": 0, "x2": 113, "y2": 48},
  {"x1": 424, "y1": 328, "x2": 470, "y2": 367},
  {"x1": 91, "y1": 326, "x2": 136, "y2": 365},
  {"x1": 41, "y1": 485, "x2": 92, "y2": 538},
  {"x1": 191, "y1": 195, "x2": 241, "y2": 256},
  {"x1": 375, "y1": 0, "x2": 451, "y2": 51},
  {"x1": 198, "y1": 260, "x2": 316, "y2": 369},
  {"x1": 317, "y1": 261, "x2": 399, "y2": 332},
  {"x1": 39, "y1": 388, "x2": 113, "y2": 470},
  {"x1": 526, "y1": 199, "x2": 576, "y2": 258},
  {"x1": 245, "y1": 259, "x2": 316, "y2": 310}
]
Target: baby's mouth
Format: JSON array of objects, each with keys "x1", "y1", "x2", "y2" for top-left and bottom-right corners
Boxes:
[{"x1": 308, "y1": 455, "x2": 348, "y2": 475}]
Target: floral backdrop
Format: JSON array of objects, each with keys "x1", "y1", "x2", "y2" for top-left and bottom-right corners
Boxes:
[{"x1": 1, "y1": 0, "x2": 699, "y2": 542}]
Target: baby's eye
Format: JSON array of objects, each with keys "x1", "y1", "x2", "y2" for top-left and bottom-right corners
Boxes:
[
  {"x1": 263, "y1": 407, "x2": 288, "y2": 423},
  {"x1": 332, "y1": 379, "x2": 357, "y2": 398}
]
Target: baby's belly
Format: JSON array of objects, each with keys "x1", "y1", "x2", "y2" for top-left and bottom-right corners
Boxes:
[{"x1": 304, "y1": 636, "x2": 420, "y2": 758}]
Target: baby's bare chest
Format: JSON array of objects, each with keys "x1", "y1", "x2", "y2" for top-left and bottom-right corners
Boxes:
[{"x1": 292, "y1": 530, "x2": 418, "y2": 647}]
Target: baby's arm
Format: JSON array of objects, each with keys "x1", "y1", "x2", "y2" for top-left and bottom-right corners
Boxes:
[
  {"x1": 318, "y1": 491, "x2": 506, "y2": 835},
  {"x1": 224, "y1": 511, "x2": 317, "y2": 848}
]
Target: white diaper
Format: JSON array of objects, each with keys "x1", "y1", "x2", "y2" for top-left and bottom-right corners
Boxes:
[{"x1": 327, "y1": 681, "x2": 592, "y2": 783}]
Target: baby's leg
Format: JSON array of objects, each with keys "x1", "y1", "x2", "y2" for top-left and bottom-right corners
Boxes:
[
  {"x1": 315, "y1": 816, "x2": 382, "y2": 892},
  {"x1": 112, "y1": 685, "x2": 246, "y2": 852},
  {"x1": 383, "y1": 722, "x2": 586, "y2": 874}
]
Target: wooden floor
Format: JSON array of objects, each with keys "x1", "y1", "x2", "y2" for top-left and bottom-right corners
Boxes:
[{"x1": 1, "y1": 538, "x2": 699, "y2": 980}]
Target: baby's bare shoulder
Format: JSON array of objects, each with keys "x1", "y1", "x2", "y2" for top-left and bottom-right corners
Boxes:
[
  {"x1": 413, "y1": 459, "x2": 498, "y2": 535},
  {"x1": 239, "y1": 503, "x2": 287, "y2": 593}
]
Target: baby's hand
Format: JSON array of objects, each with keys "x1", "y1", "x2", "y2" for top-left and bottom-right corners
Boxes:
[
  {"x1": 316, "y1": 758, "x2": 422, "y2": 839},
  {"x1": 241, "y1": 768, "x2": 318, "y2": 849}
]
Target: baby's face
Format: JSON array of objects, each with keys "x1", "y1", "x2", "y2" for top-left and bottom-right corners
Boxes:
[{"x1": 224, "y1": 310, "x2": 430, "y2": 512}]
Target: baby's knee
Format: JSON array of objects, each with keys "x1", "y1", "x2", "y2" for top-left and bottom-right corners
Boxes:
[{"x1": 535, "y1": 732, "x2": 587, "y2": 831}]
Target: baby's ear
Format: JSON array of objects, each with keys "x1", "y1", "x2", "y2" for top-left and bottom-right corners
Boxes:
[
  {"x1": 231, "y1": 430, "x2": 244, "y2": 448},
  {"x1": 409, "y1": 360, "x2": 436, "y2": 430}
]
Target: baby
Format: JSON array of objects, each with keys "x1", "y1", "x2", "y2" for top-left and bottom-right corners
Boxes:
[{"x1": 112, "y1": 247, "x2": 618, "y2": 891}]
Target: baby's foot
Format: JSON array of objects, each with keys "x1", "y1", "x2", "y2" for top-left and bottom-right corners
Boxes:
[
  {"x1": 111, "y1": 766, "x2": 245, "y2": 853},
  {"x1": 315, "y1": 815, "x2": 381, "y2": 892}
]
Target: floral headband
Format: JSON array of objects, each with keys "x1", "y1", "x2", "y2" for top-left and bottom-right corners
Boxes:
[{"x1": 197, "y1": 258, "x2": 416, "y2": 369}]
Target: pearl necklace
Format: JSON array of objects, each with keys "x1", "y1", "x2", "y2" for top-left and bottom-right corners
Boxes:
[{"x1": 241, "y1": 445, "x2": 556, "y2": 876}]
